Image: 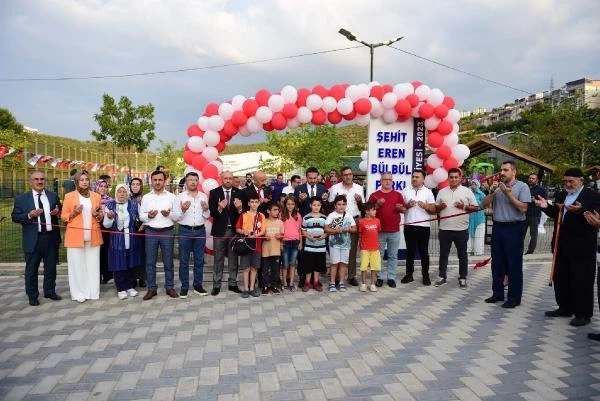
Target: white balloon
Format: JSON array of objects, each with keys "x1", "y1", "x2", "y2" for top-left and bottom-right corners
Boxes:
[
  {"x1": 446, "y1": 109, "x2": 461, "y2": 124},
  {"x1": 368, "y1": 81, "x2": 381, "y2": 88},
  {"x1": 187, "y1": 136, "x2": 205, "y2": 153},
  {"x1": 202, "y1": 146, "x2": 219, "y2": 161},
  {"x1": 369, "y1": 97, "x2": 384, "y2": 118},
  {"x1": 231, "y1": 95, "x2": 246, "y2": 111},
  {"x1": 297, "y1": 106, "x2": 313, "y2": 123},
  {"x1": 322, "y1": 96, "x2": 337, "y2": 113},
  {"x1": 337, "y1": 98, "x2": 354, "y2": 115},
  {"x1": 424, "y1": 116, "x2": 441, "y2": 131},
  {"x1": 280, "y1": 85, "x2": 298, "y2": 104},
  {"x1": 414, "y1": 84, "x2": 431, "y2": 101},
  {"x1": 382, "y1": 108, "x2": 398, "y2": 124},
  {"x1": 204, "y1": 219, "x2": 214, "y2": 251},
  {"x1": 452, "y1": 123, "x2": 460, "y2": 135},
  {"x1": 306, "y1": 94, "x2": 323, "y2": 111},
  {"x1": 452, "y1": 144, "x2": 471, "y2": 160},
  {"x1": 238, "y1": 126, "x2": 251, "y2": 137},
  {"x1": 246, "y1": 116, "x2": 262, "y2": 134},
  {"x1": 433, "y1": 167, "x2": 448, "y2": 184},
  {"x1": 357, "y1": 83, "x2": 370, "y2": 99},
  {"x1": 209, "y1": 160, "x2": 223, "y2": 173},
  {"x1": 345, "y1": 85, "x2": 361, "y2": 102},
  {"x1": 356, "y1": 115, "x2": 370, "y2": 126},
  {"x1": 358, "y1": 160, "x2": 367, "y2": 172},
  {"x1": 393, "y1": 83, "x2": 414, "y2": 98},
  {"x1": 443, "y1": 133, "x2": 459, "y2": 147},
  {"x1": 203, "y1": 130, "x2": 220, "y2": 147},
  {"x1": 202, "y1": 178, "x2": 219, "y2": 194},
  {"x1": 184, "y1": 165, "x2": 201, "y2": 177},
  {"x1": 208, "y1": 115, "x2": 224, "y2": 132},
  {"x1": 424, "y1": 175, "x2": 437, "y2": 189},
  {"x1": 268, "y1": 94, "x2": 284, "y2": 112},
  {"x1": 360, "y1": 150, "x2": 368, "y2": 160},
  {"x1": 428, "y1": 88, "x2": 445, "y2": 106},
  {"x1": 197, "y1": 116, "x2": 209, "y2": 131},
  {"x1": 255, "y1": 106, "x2": 273, "y2": 124},
  {"x1": 427, "y1": 154, "x2": 443, "y2": 169},
  {"x1": 287, "y1": 117, "x2": 300, "y2": 129},
  {"x1": 218, "y1": 103, "x2": 234, "y2": 120},
  {"x1": 411, "y1": 106, "x2": 421, "y2": 118},
  {"x1": 382, "y1": 92, "x2": 398, "y2": 109}
]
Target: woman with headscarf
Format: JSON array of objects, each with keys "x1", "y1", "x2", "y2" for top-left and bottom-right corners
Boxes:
[
  {"x1": 103, "y1": 184, "x2": 142, "y2": 299},
  {"x1": 61, "y1": 172, "x2": 104, "y2": 302},
  {"x1": 468, "y1": 180, "x2": 486, "y2": 256},
  {"x1": 92, "y1": 179, "x2": 113, "y2": 284},
  {"x1": 129, "y1": 177, "x2": 146, "y2": 287}
]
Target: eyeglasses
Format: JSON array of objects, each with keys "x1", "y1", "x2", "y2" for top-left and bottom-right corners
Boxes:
[
  {"x1": 342, "y1": 173, "x2": 353, "y2": 176},
  {"x1": 32, "y1": 178, "x2": 45, "y2": 181}
]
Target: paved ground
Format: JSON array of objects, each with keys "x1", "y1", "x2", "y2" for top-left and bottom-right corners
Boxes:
[{"x1": 1, "y1": 257, "x2": 599, "y2": 401}]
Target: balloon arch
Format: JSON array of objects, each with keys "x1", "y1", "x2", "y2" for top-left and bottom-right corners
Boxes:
[{"x1": 183, "y1": 81, "x2": 470, "y2": 194}]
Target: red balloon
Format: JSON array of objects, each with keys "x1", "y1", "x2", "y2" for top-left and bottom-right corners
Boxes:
[
  {"x1": 312, "y1": 85, "x2": 329, "y2": 98},
  {"x1": 343, "y1": 110, "x2": 356, "y2": 120},
  {"x1": 329, "y1": 85, "x2": 346, "y2": 101},
  {"x1": 418, "y1": 103, "x2": 435, "y2": 119},
  {"x1": 231, "y1": 110, "x2": 248, "y2": 127},
  {"x1": 311, "y1": 109, "x2": 326, "y2": 125},
  {"x1": 443, "y1": 157, "x2": 459, "y2": 170},
  {"x1": 192, "y1": 154, "x2": 208, "y2": 170},
  {"x1": 202, "y1": 163, "x2": 219, "y2": 180},
  {"x1": 397, "y1": 113, "x2": 411, "y2": 122},
  {"x1": 425, "y1": 164, "x2": 435, "y2": 175},
  {"x1": 436, "y1": 145, "x2": 452, "y2": 160},
  {"x1": 255, "y1": 89, "x2": 271, "y2": 106},
  {"x1": 271, "y1": 112, "x2": 287, "y2": 130},
  {"x1": 327, "y1": 110, "x2": 343, "y2": 124},
  {"x1": 442, "y1": 96, "x2": 455, "y2": 109},
  {"x1": 406, "y1": 94, "x2": 419, "y2": 108},
  {"x1": 204, "y1": 103, "x2": 219, "y2": 116},
  {"x1": 394, "y1": 99, "x2": 411, "y2": 116},
  {"x1": 223, "y1": 120, "x2": 238, "y2": 136},
  {"x1": 434, "y1": 104, "x2": 449, "y2": 119},
  {"x1": 296, "y1": 88, "x2": 310, "y2": 107},
  {"x1": 411, "y1": 80, "x2": 423, "y2": 89},
  {"x1": 437, "y1": 120, "x2": 453, "y2": 136},
  {"x1": 242, "y1": 99, "x2": 259, "y2": 117},
  {"x1": 183, "y1": 150, "x2": 195, "y2": 165},
  {"x1": 263, "y1": 122, "x2": 274, "y2": 132},
  {"x1": 187, "y1": 124, "x2": 202, "y2": 137},
  {"x1": 354, "y1": 98, "x2": 372, "y2": 115},
  {"x1": 438, "y1": 179, "x2": 449, "y2": 189},
  {"x1": 383, "y1": 84, "x2": 393, "y2": 93},
  {"x1": 370, "y1": 85, "x2": 384, "y2": 101},
  {"x1": 216, "y1": 142, "x2": 226, "y2": 152},
  {"x1": 282, "y1": 103, "x2": 298, "y2": 119},
  {"x1": 219, "y1": 131, "x2": 229, "y2": 142},
  {"x1": 427, "y1": 131, "x2": 444, "y2": 148}
]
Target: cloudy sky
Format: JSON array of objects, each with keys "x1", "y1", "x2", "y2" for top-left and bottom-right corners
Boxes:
[{"x1": 1, "y1": 0, "x2": 599, "y2": 148}]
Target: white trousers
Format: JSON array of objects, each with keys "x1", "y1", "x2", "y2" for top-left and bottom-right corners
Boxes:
[
  {"x1": 467, "y1": 223, "x2": 485, "y2": 256},
  {"x1": 67, "y1": 242, "x2": 100, "y2": 300}
]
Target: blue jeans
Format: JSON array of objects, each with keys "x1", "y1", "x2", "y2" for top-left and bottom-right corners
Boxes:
[
  {"x1": 145, "y1": 227, "x2": 175, "y2": 291},
  {"x1": 377, "y1": 231, "x2": 400, "y2": 281},
  {"x1": 178, "y1": 225, "x2": 206, "y2": 290},
  {"x1": 491, "y1": 222, "x2": 526, "y2": 303},
  {"x1": 282, "y1": 240, "x2": 299, "y2": 268}
]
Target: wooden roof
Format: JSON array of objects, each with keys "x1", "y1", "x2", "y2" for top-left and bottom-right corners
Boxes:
[{"x1": 465, "y1": 137, "x2": 556, "y2": 172}]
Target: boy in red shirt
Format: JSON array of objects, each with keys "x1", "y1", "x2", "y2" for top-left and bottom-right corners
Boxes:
[{"x1": 359, "y1": 203, "x2": 381, "y2": 292}]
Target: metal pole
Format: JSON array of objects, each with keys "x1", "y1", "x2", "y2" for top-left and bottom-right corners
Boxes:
[{"x1": 370, "y1": 46, "x2": 374, "y2": 82}]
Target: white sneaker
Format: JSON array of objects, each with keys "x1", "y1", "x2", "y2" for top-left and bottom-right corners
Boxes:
[
  {"x1": 75, "y1": 297, "x2": 86, "y2": 303},
  {"x1": 360, "y1": 284, "x2": 367, "y2": 292},
  {"x1": 126, "y1": 288, "x2": 138, "y2": 297},
  {"x1": 369, "y1": 284, "x2": 377, "y2": 292},
  {"x1": 117, "y1": 291, "x2": 128, "y2": 300},
  {"x1": 434, "y1": 277, "x2": 447, "y2": 287}
]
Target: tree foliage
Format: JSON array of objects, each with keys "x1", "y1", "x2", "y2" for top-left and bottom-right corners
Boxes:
[
  {"x1": 91, "y1": 94, "x2": 156, "y2": 153},
  {"x1": 156, "y1": 139, "x2": 185, "y2": 177},
  {"x1": 0, "y1": 108, "x2": 24, "y2": 135},
  {"x1": 259, "y1": 124, "x2": 346, "y2": 174}
]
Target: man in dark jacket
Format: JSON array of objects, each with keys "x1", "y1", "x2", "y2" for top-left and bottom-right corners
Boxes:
[{"x1": 525, "y1": 173, "x2": 547, "y2": 254}]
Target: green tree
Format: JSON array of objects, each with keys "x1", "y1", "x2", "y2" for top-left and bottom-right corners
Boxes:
[
  {"x1": 259, "y1": 124, "x2": 346, "y2": 174},
  {"x1": 91, "y1": 94, "x2": 156, "y2": 166},
  {"x1": 0, "y1": 108, "x2": 24, "y2": 134},
  {"x1": 156, "y1": 139, "x2": 185, "y2": 178},
  {"x1": 0, "y1": 109, "x2": 29, "y2": 168}
]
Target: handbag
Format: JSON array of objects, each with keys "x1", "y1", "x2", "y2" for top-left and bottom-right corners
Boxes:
[{"x1": 231, "y1": 213, "x2": 259, "y2": 255}]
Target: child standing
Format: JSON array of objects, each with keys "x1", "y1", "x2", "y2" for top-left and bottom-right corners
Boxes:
[
  {"x1": 236, "y1": 195, "x2": 266, "y2": 298},
  {"x1": 358, "y1": 203, "x2": 381, "y2": 292},
  {"x1": 281, "y1": 196, "x2": 303, "y2": 291},
  {"x1": 301, "y1": 197, "x2": 328, "y2": 292},
  {"x1": 262, "y1": 202, "x2": 284, "y2": 295},
  {"x1": 325, "y1": 195, "x2": 357, "y2": 292}
]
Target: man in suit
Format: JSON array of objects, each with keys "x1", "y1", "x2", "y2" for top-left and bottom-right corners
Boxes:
[
  {"x1": 241, "y1": 171, "x2": 272, "y2": 215},
  {"x1": 209, "y1": 170, "x2": 244, "y2": 295},
  {"x1": 535, "y1": 168, "x2": 600, "y2": 327},
  {"x1": 12, "y1": 170, "x2": 62, "y2": 306},
  {"x1": 295, "y1": 167, "x2": 330, "y2": 286}
]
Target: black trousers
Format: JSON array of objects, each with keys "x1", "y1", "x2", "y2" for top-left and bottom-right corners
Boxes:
[
  {"x1": 554, "y1": 241, "x2": 596, "y2": 319},
  {"x1": 261, "y1": 256, "x2": 280, "y2": 288},
  {"x1": 24, "y1": 232, "x2": 58, "y2": 298},
  {"x1": 404, "y1": 225, "x2": 430, "y2": 277},
  {"x1": 100, "y1": 231, "x2": 112, "y2": 282},
  {"x1": 438, "y1": 229, "x2": 469, "y2": 280}
]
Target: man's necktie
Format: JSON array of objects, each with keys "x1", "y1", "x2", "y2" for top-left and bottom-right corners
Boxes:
[
  {"x1": 37, "y1": 194, "x2": 47, "y2": 232},
  {"x1": 226, "y1": 190, "x2": 230, "y2": 206},
  {"x1": 310, "y1": 186, "x2": 315, "y2": 197}
]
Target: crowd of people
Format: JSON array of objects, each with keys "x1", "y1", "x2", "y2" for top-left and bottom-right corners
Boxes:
[{"x1": 10, "y1": 162, "x2": 600, "y2": 341}]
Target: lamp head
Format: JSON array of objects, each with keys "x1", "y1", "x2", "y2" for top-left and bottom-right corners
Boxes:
[{"x1": 338, "y1": 28, "x2": 356, "y2": 41}]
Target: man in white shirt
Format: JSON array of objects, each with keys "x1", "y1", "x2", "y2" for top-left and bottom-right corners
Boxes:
[
  {"x1": 282, "y1": 175, "x2": 301, "y2": 196},
  {"x1": 401, "y1": 169, "x2": 436, "y2": 285},
  {"x1": 328, "y1": 166, "x2": 365, "y2": 286},
  {"x1": 433, "y1": 168, "x2": 479, "y2": 288},
  {"x1": 171, "y1": 172, "x2": 210, "y2": 298},
  {"x1": 139, "y1": 170, "x2": 177, "y2": 300}
]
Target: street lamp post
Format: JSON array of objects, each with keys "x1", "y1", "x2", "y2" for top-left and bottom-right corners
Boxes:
[
  {"x1": 338, "y1": 28, "x2": 404, "y2": 82},
  {"x1": 581, "y1": 140, "x2": 598, "y2": 168}
]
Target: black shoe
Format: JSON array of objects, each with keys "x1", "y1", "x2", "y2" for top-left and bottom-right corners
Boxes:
[
  {"x1": 569, "y1": 317, "x2": 591, "y2": 327},
  {"x1": 270, "y1": 287, "x2": 281, "y2": 295},
  {"x1": 545, "y1": 309, "x2": 572, "y2": 318},
  {"x1": 524, "y1": 250, "x2": 533, "y2": 255},
  {"x1": 138, "y1": 279, "x2": 146, "y2": 288},
  {"x1": 44, "y1": 293, "x2": 62, "y2": 301},
  {"x1": 261, "y1": 287, "x2": 269, "y2": 295},
  {"x1": 348, "y1": 277, "x2": 359, "y2": 286},
  {"x1": 375, "y1": 279, "x2": 383, "y2": 287},
  {"x1": 485, "y1": 296, "x2": 504, "y2": 303},
  {"x1": 400, "y1": 274, "x2": 414, "y2": 284},
  {"x1": 387, "y1": 279, "x2": 396, "y2": 288},
  {"x1": 588, "y1": 332, "x2": 600, "y2": 342},
  {"x1": 211, "y1": 288, "x2": 221, "y2": 296},
  {"x1": 29, "y1": 298, "x2": 40, "y2": 306},
  {"x1": 193, "y1": 286, "x2": 208, "y2": 296},
  {"x1": 179, "y1": 289, "x2": 188, "y2": 299},
  {"x1": 422, "y1": 276, "x2": 431, "y2": 286},
  {"x1": 501, "y1": 300, "x2": 520, "y2": 309},
  {"x1": 228, "y1": 285, "x2": 242, "y2": 293}
]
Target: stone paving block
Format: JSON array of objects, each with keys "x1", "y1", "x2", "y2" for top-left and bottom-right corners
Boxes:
[
  {"x1": 151, "y1": 386, "x2": 176, "y2": 401},
  {"x1": 291, "y1": 354, "x2": 313, "y2": 371},
  {"x1": 9, "y1": 360, "x2": 39, "y2": 377},
  {"x1": 320, "y1": 377, "x2": 346, "y2": 399},
  {"x1": 199, "y1": 366, "x2": 220, "y2": 386},
  {"x1": 29, "y1": 374, "x2": 62, "y2": 394},
  {"x1": 239, "y1": 382, "x2": 260, "y2": 401},
  {"x1": 220, "y1": 358, "x2": 239, "y2": 375},
  {"x1": 276, "y1": 363, "x2": 297, "y2": 381}
]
